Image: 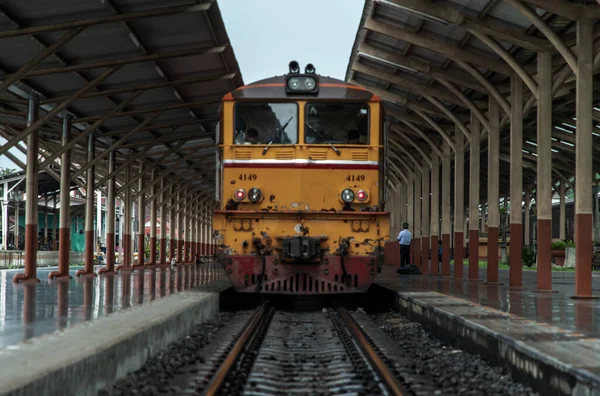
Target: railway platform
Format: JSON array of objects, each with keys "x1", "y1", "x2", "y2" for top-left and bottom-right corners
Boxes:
[
  {"x1": 376, "y1": 265, "x2": 600, "y2": 396},
  {"x1": 0, "y1": 262, "x2": 225, "y2": 351},
  {"x1": 0, "y1": 262, "x2": 228, "y2": 396}
]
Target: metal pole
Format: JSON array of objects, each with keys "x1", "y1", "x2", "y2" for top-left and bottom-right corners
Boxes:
[
  {"x1": 13, "y1": 96, "x2": 40, "y2": 283},
  {"x1": 149, "y1": 169, "x2": 157, "y2": 266},
  {"x1": 49, "y1": 116, "x2": 73, "y2": 279},
  {"x1": 100, "y1": 150, "x2": 116, "y2": 274},
  {"x1": 134, "y1": 161, "x2": 145, "y2": 267},
  {"x1": 77, "y1": 132, "x2": 97, "y2": 277},
  {"x1": 2, "y1": 182, "x2": 8, "y2": 250},
  {"x1": 159, "y1": 177, "x2": 167, "y2": 265}
]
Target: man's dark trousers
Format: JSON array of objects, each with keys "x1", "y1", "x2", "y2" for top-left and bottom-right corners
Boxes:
[{"x1": 400, "y1": 244, "x2": 410, "y2": 267}]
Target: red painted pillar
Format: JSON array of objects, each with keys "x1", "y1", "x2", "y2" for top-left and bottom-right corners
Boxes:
[
  {"x1": 14, "y1": 97, "x2": 40, "y2": 284},
  {"x1": 441, "y1": 139, "x2": 451, "y2": 277},
  {"x1": 572, "y1": 18, "x2": 597, "y2": 299},
  {"x1": 159, "y1": 177, "x2": 167, "y2": 266},
  {"x1": 168, "y1": 186, "x2": 176, "y2": 264},
  {"x1": 509, "y1": 75, "x2": 523, "y2": 288},
  {"x1": 117, "y1": 163, "x2": 133, "y2": 271},
  {"x1": 485, "y1": 96, "x2": 501, "y2": 285},
  {"x1": 100, "y1": 151, "x2": 116, "y2": 275},
  {"x1": 50, "y1": 116, "x2": 73, "y2": 280},
  {"x1": 468, "y1": 230, "x2": 479, "y2": 280},
  {"x1": 535, "y1": 52, "x2": 552, "y2": 291},
  {"x1": 430, "y1": 235, "x2": 439, "y2": 276},
  {"x1": 77, "y1": 133, "x2": 97, "y2": 278},
  {"x1": 134, "y1": 162, "x2": 145, "y2": 268},
  {"x1": 148, "y1": 170, "x2": 157, "y2": 267}
]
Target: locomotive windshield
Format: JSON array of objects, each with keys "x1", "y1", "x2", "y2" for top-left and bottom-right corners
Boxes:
[
  {"x1": 304, "y1": 102, "x2": 369, "y2": 144},
  {"x1": 234, "y1": 102, "x2": 298, "y2": 144}
]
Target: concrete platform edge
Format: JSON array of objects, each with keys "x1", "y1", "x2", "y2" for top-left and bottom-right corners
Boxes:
[
  {"x1": 0, "y1": 279, "x2": 231, "y2": 396},
  {"x1": 393, "y1": 290, "x2": 600, "y2": 396}
]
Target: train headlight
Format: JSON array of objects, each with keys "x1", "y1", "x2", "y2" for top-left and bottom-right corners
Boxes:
[
  {"x1": 234, "y1": 189, "x2": 246, "y2": 201},
  {"x1": 285, "y1": 76, "x2": 319, "y2": 94},
  {"x1": 288, "y1": 78, "x2": 301, "y2": 90},
  {"x1": 356, "y1": 190, "x2": 368, "y2": 201},
  {"x1": 341, "y1": 189, "x2": 355, "y2": 203},
  {"x1": 248, "y1": 188, "x2": 262, "y2": 203}
]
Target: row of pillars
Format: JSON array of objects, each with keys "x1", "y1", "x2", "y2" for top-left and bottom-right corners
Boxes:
[
  {"x1": 388, "y1": 18, "x2": 597, "y2": 299},
  {"x1": 12, "y1": 97, "x2": 217, "y2": 284}
]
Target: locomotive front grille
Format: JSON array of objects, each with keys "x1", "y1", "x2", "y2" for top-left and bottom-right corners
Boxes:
[{"x1": 246, "y1": 272, "x2": 359, "y2": 293}]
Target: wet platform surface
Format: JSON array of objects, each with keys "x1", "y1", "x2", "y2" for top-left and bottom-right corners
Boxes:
[
  {"x1": 376, "y1": 265, "x2": 600, "y2": 338},
  {"x1": 0, "y1": 262, "x2": 226, "y2": 350}
]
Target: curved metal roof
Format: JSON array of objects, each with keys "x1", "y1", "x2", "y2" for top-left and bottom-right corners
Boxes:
[
  {"x1": 347, "y1": 0, "x2": 600, "y2": 203},
  {"x1": 0, "y1": 0, "x2": 243, "y2": 202}
]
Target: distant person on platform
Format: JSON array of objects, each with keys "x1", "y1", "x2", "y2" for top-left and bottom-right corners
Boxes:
[{"x1": 397, "y1": 222, "x2": 412, "y2": 271}]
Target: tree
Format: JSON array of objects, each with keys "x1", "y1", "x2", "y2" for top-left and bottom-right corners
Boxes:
[{"x1": 0, "y1": 167, "x2": 17, "y2": 178}]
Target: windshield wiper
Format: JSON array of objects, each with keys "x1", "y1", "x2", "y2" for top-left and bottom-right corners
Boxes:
[
  {"x1": 263, "y1": 116, "x2": 293, "y2": 155},
  {"x1": 305, "y1": 122, "x2": 341, "y2": 156}
]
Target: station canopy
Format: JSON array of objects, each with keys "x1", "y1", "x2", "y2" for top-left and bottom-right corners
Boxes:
[
  {"x1": 0, "y1": 0, "x2": 243, "y2": 201},
  {"x1": 346, "y1": 0, "x2": 600, "y2": 201}
]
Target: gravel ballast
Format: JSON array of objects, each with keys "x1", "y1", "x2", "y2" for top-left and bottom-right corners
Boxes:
[
  {"x1": 98, "y1": 312, "x2": 235, "y2": 396},
  {"x1": 370, "y1": 311, "x2": 539, "y2": 396}
]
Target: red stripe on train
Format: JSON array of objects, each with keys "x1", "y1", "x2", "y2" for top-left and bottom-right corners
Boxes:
[{"x1": 223, "y1": 163, "x2": 379, "y2": 170}]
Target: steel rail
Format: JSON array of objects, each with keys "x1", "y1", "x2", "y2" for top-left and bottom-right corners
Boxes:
[
  {"x1": 203, "y1": 301, "x2": 270, "y2": 396},
  {"x1": 334, "y1": 303, "x2": 408, "y2": 396}
]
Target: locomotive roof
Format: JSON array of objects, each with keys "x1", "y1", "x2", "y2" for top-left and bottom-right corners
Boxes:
[{"x1": 224, "y1": 74, "x2": 379, "y2": 102}]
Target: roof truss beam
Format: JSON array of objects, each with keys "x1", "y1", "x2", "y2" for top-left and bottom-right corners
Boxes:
[{"x1": 0, "y1": 3, "x2": 213, "y2": 39}]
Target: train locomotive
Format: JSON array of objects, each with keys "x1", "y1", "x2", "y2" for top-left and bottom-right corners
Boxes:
[{"x1": 212, "y1": 61, "x2": 390, "y2": 294}]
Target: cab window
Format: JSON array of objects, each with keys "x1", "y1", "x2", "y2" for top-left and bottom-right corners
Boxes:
[
  {"x1": 304, "y1": 102, "x2": 369, "y2": 144},
  {"x1": 233, "y1": 102, "x2": 298, "y2": 144}
]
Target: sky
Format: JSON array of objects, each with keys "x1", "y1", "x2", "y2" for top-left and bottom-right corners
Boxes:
[
  {"x1": 218, "y1": 0, "x2": 364, "y2": 84},
  {"x1": 0, "y1": 0, "x2": 365, "y2": 171}
]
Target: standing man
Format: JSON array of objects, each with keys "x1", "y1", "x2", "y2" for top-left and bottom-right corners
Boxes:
[{"x1": 397, "y1": 222, "x2": 412, "y2": 269}]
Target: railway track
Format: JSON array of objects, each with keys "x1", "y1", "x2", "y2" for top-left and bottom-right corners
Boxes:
[{"x1": 195, "y1": 302, "x2": 429, "y2": 396}]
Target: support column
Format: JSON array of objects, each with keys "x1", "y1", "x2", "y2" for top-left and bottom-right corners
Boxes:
[
  {"x1": 49, "y1": 116, "x2": 73, "y2": 280},
  {"x1": 43, "y1": 194, "x2": 48, "y2": 246},
  {"x1": 537, "y1": 52, "x2": 553, "y2": 291},
  {"x1": 510, "y1": 75, "x2": 523, "y2": 288},
  {"x1": 1, "y1": 185, "x2": 8, "y2": 251},
  {"x1": 99, "y1": 151, "x2": 116, "y2": 274},
  {"x1": 398, "y1": 183, "x2": 405, "y2": 237},
  {"x1": 77, "y1": 133, "x2": 97, "y2": 277},
  {"x1": 168, "y1": 186, "x2": 176, "y2": 264},
  {"x1": 407, "y1": 175, "x2": 414, "y2": 264},
  {"x1": 117, "y1": 163, "x2": 132, "y2": 271},
  {"x1": 96, "y1": 189, "x2": 102, "y2": 254},
  {"x1": 414, "y1": 170, "x2": 421, "y2": 270},
  {"x1": 159, "y1": 178, "x2": 167, "y2": 266},
  {"x1": 14, "y1": 198, "x2": 19, "y2": 250},
  {"x1": 574, "y1": 17, "x2": 597, "y2": 299},
  {"x1": 454, "y1": 126, "x2": 465, "y2": 280},
  {"x1": 184, "y1": 194, "x2": 190, "y2": 263},
  {"x1": 469, "y1": 114, "x2": 481, "y2": 280},
  {"x1": 441, "y1": 139, "x2": 451, "y2": 276},
  {"x1": 201, "y1": 203, "x2": 206, "y2": 257},
  {"x1": 149, "y1": 169, "x2": 157, "y2": 267},
  {"x1": 177, "y1": 191, "x2": 183, "y2": 263},
  {"x1": 14, "y1": 97, "x2": 40, "y2": 283},
  {"x1": 134, "y1": 162, "x2": 145, "y2": 268},
  {"x1": 421, "y1": 165, "x2": 430, "y2": 273},
  {"x1": 524, "y1": 192, "x2": 531, "y2": 246},
  {"x1": 486, "y1": 96, "x2": 501, "y2": 284},
  {"x1": 559, "y1": 181, "x2": 566, "y2": 240},
  {"x1": 430, "y1": 153, "x2": 440, "y2": 276},
  {"x1": 52, "y1": 194, "x2": 57, "y2": 251}
]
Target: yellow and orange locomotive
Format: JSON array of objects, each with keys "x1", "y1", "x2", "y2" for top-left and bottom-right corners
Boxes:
[{"x1": 213, "y1": 61, "x2": 389, "y2": 294}]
